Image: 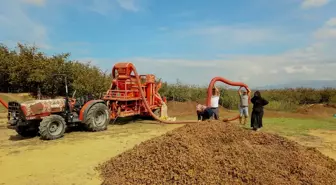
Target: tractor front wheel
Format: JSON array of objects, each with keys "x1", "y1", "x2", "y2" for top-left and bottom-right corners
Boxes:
[
  {"x1": 15, "y1": 125, "x2": 38, "y2": 138},
  {"x1": 39, "y1": 115, "x2": 67, "y2": 140},
  {"x1": 84, "y1": 103, "x2": 110, "y2": 132}
]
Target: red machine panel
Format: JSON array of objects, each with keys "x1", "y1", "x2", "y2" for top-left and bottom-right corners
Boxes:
[{"x1": 102, "y1": 62, "x2": 165, "y2": 119}]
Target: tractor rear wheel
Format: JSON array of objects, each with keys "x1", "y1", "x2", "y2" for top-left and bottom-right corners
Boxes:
[
  {"x1": 84, "y1": 103, "x2": 110, "y2": 132},
  {"x1": 39, "y1": 115, "x2": 67, "y2": 140}
]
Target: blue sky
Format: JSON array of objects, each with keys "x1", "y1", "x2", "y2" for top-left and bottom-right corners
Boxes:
[{"x1": 1, "y1": 0, "x2": 336, "y2": 88}]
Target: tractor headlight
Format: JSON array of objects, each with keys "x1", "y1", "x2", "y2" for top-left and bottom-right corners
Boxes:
[{"x1": 12, "y1": 111, "x2": 16, "y2": 118}]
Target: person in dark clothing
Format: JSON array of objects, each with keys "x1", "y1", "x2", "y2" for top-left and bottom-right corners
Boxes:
[
  {"x1": 250, "y1": 91, "x2": 269, "y2": 131},
  {"x1": 196, "y1": 101, "x2": 207, "y2": 121},
  {"x1": 197, "y1": 109, "x2": 203, "y2": 121},
  {"x1": 201, "y1": 107, "x2": 215, "y2": 121}
]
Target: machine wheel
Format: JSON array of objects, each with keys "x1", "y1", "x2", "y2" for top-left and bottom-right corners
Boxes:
[
  {"x1": 39, "y1": 115, "x2": 67, "y2": 140},
  {"x1": 15, "y1": 126, "x2": 38, "y2": 138},
  {"x1": 84, "y1": 103, "x2": 110, "y2": 132}
]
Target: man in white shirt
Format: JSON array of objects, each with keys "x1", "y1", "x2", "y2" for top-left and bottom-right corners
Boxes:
[
  {"x1": 238, "y1": 88, "x2": 250, "y2": 124},
  {"x1": 210, "y1": 86, "x2": 220, "y2": 120}
]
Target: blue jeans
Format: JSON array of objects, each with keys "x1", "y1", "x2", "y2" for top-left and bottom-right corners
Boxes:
[
  {"x1": 210, "y1": 107, "x2": 219, "y2": 120},
  {"x1": 239, "y1": 106, "x2": 249, "y2": 117}
]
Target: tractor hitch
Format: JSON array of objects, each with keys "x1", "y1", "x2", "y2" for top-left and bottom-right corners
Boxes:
[{"x1": 0, "y1": 97, "x2": 8, "y2": 109}]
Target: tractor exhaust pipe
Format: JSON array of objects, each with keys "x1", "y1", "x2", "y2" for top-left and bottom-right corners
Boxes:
[{"x1": 0, "y1": 97, "x2": 8, "y2": 109}]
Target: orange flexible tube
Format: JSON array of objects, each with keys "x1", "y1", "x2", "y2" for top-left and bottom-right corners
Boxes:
[
  {"x1": 132, "y1": 64, "x2": 197, "y2": 124},
  {"x1": 206, "y1": 77, "x2": 250, "y2": 122},
  {"x1": 0, "y1": 97, "x2": 8, "y2": 109},
  {"x1": 131, "y1": 62, "x2": 250, "y2": 124}
]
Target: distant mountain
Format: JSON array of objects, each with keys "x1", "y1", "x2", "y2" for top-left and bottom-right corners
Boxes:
[{"x1": 256, "y1": 80, "x2": 336, "y2": 90}]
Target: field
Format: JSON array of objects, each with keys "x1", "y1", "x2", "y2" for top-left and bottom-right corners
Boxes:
[{"x1": 0, "y1": 94, "x2": 335, "y2": 184}]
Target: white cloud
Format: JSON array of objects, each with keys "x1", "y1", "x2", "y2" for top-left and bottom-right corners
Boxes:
[
  {"x1": 284, "y1": 65, "x2": 315, "y2": 74},
  {"x1": 158, "y1": 27, "x2": 168, "y2": 31},
  {"x1": 170, "y1": 11, "x2": 196, "y2": 18},
  {"x1": 326, "y1": 17, "x2": 336, "y2": 27},
  {"x1": 2, "y1": 0, "x2": 330, "y2": 88},
  {"x1": 269, "y1": 70, "x2": 278, "y2": 74},
  {"x1": 172, "y1": 24, "x2": 302, "y2": 49},
  {"x1": 0, "y1": 0, "x2": 50, "y2": 49},
  {"x1": 88, "y1": 0, "x2": 118, "y2": 16},
  {"x1": 301, "y1": 0, "x2": 330, "y2": 9},
  {"x1": 87, "y1": 0, "x2": 143, "y2": 15},
  {"x1": 116, "y1": 0, "x2": 139, "y2": 12},
  {"x1": 314, "y1": 28, "x2": 336, "y2": 39},
  {"x1": 116, "y1": 40, "x2": 335, "y2": 88},
  {"x1": 22, "y1": 0, "x2": 46, "y2": 6},
  {"x1": 239, "y1": 76, "x2": 249, "y2": 82},
  {"x1": 314, "y1": 18, "x2": 336, "y2": 40},
  {"x1": 178, "y1": 25, "x2": 276, "y2": 41},
  {"x1": 84, "y1": 20, "x2": 336, "y2": 88}
]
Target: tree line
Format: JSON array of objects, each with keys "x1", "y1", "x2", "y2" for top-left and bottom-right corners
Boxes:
[
  {"x1": 1, "y1": 43, "x2": 335, "y2": 111},
  {"x1": 158, "y1": 82, "x2": 336, "y2": 110},
  {"x1": 0, "y1": 43, "x2": 111, "y2": 97}
]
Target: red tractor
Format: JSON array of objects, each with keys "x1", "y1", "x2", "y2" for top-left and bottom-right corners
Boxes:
[
  {"x1": 1, "y1": 63, "x2": 169, "y2": 140},
  {"x1": 102, "y1": 62, "x2": 167, "y2": 121},
  {"x1": 1, "y1": 74, "x2": 110, "y2": 140}
]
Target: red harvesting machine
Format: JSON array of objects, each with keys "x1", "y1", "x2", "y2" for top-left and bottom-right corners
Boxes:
[{"x1": 102, "y1": 62, "x2": 167, "y2": 120}]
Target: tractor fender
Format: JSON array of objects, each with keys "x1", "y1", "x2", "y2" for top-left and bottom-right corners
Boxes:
[{"x1": 78, "y1": 100, "x2": 106, "y2": 122}]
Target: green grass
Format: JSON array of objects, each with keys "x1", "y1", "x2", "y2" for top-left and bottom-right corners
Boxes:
[
  {"x1": 170, "y1": 114, "x2": 336, "y2": 136},
  {"x1": 266, "y1": 101, "x2": 299, "y2": 112},
  {"x1": 223, "y1": 101, "x2": 298, "y2": 113},
  {"x1": 259, "y1": 117, "x2": 336, "y2": 136}
]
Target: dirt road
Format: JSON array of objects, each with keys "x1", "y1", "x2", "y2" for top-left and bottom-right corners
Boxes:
[
  {"x1": 307, "y1": 130, "x2": 336, "y2": 160},
  {"x1": 0, "y1": 118, "x2": 184, "y2": 185}
]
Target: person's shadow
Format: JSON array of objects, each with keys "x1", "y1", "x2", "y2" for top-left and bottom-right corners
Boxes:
[{"x1": 8, "y1": 134, "x2": 32, "y2": 141}]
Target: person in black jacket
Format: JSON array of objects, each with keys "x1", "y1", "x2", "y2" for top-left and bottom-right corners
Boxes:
[
  {"x1": 202, "y1": 107, "x2": 216, "y2": 121},
  {"x1": 250, "y1": 91, "x2": 269, "y2": 131}
]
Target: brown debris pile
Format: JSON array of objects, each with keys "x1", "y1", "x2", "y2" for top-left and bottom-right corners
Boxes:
[
  {"x1": 296, "y1": 104, "x2": 336, "y2": 117},
  {"x1": 97, "y1": 122, "x2": 336, "y2": 185}
]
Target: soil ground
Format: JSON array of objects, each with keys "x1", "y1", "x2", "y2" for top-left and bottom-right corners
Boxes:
[
  {"x1": 98, "y1": 121, "x2": 336, "y2": 185},
  {"x1": 0, "y1": 119, "x2": 183, "y2": 185},
  {"x1": 296, "y1": 130, "x2": 336, "y2": 160},
  {"x1": 0, "y1": 97, "x2": 335, "y2": 184}
]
